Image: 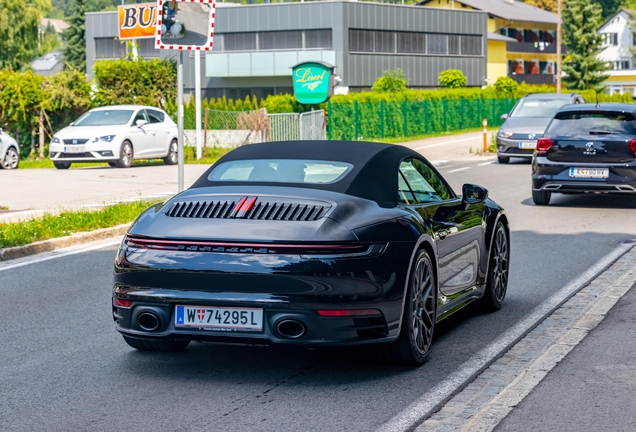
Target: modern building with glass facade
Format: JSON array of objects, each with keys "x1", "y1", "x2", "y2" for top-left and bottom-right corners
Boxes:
[{"x1": 86, "y1": 1, "x2": 488, "y2": 100}]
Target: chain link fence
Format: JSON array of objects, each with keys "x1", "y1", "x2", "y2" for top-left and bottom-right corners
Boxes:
[{"x1": 327, "y1": 98, "x2": 519, "y2": 141}]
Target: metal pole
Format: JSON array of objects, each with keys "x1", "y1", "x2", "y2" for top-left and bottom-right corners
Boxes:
[
  {"x1": 483, "y1": 119, "x2": 488, "y2": 152},
  {"x1": 195, "y1": 51, "x2": 202, "y2": 160},
  {"x1": 556, "y1": 0, "x2": 562, "y2": 93},
  {"x1": 177, "y1": 51, "x2": 184, "y2": 192}
]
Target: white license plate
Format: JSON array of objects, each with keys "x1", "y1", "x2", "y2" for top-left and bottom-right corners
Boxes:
[
  {"x1": 569, "y1": 168, "x2": 609, "y2": 179},
  {"x1": 175, "y1": 305, "x2": 263, "y2": 331},
  {"x1": 63, "y1": 146, "x2": 85, "y2": 153},
  {"x1": 518, "y1": 142, "x2": 536, "y2": 150}
]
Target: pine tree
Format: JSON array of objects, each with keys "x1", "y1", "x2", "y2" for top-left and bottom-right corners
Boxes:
[
  {"x1": 523, "y1": 0, "x2": 558, "y2": 12},
  {"x1": 63, "y1": 0, "x2": 86, "y2": 72},
  {"x1": 562, "y1": 0, "x2": 609, "y2": 90}
]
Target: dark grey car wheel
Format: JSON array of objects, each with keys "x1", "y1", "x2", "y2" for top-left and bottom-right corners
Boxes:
[
  {"x1": 497, "y1": 155, "x2": 510, "y2": 164},
  {"x1": 532, "y1": 189, "x2": 551, "y2": 206},
  {"x1": 163, "y1": 139, "x2": 178, "y2": 165},
  {"x1": 479, "y1": 222, "x2": 509, "y2": 312},
  {"x1": 116, "y1": 141, "x2": 133, "y2": 168},
  {"x1": 1, "y1": 147, "x2": 19, "y2": 170},
  {"x1": 372, "y1": 249, "x2": 436, "y2": 366}
]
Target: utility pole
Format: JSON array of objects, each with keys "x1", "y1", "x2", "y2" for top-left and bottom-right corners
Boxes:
[
  {"x1": 177, "y1": 51, "x2": 184, "y2": 192},
  {"x1": 556, "y1": 0, "x2": 562, "y2": 93}
]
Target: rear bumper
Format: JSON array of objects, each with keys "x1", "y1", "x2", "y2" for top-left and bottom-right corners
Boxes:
[
  {"x1": 532, "y1": 157, "x2": 636, "y2": 194},
  {"x1": 112, "y1": 240, "x2": 415, "y2": 346}
]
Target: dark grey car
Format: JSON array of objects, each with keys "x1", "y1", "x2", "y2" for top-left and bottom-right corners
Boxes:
[{"x1": 497, "y1": 93, "x2": 585, "y2": 164}]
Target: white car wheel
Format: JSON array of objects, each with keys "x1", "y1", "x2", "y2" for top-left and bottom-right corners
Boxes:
[{"x1": 1, "y1": 147, "x2": 19, "y2": 170}]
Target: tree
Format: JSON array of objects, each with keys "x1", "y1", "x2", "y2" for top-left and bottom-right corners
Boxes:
[
  {"x1": 63, "y1": 0, "x2": 86, "y2": 72},
  {"x1": 372, "y1": 68, "x2": 409, "y2": 93},
  {"x1": 0, "y1": 0, "x2": 52, "y2": 70},
  {"x1": 439, "y1": 70, "x2": 467, "y2": 88},
  {"x1": 562, "y1": 0, "x2": 609, "y2": 90}
]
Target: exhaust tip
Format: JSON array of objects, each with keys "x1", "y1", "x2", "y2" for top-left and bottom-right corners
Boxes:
[
  {"x1": 138, "y1": 312, "x2": 160, "y2": 331},
  {"x1": 276, "y1": 319, "x2": 306, "y2": 339}
]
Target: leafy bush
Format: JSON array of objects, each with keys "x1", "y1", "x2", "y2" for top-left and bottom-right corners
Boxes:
[
  {"x1": 372, "y1": 68, "x2": 409, "y2": 93},
  {"x1": 93, "y1": 58, "x2": 176, "y2": 109},
  {"x1": 439, "y1": 70, "x2": 467, "y2": 89},
  {"x1": 494, "y1": 76, "x2": 519, "y2": 96}
]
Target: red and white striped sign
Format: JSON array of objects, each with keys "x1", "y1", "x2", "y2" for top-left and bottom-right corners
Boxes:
[{"x1": 155, "y1": 0, "x2": 216, "y2": 51}]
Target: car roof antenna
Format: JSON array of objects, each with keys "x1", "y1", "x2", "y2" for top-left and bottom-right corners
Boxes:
[{"x1": 595, "y1": 91, "x2": 600, "y2": 109}]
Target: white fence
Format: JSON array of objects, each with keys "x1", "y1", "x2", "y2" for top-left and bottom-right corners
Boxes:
[{"x1": 268, "y1": 110, "x2": 326, "y2": 141}]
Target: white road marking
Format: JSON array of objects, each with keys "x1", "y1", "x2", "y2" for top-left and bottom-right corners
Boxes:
[
  {"x1": 447, "y1": 167, "x2": 470, "y2": 173},
  {"x1": 478, "y1": 162, "x2": 494, "y2": 166},
  {"x1": 429, "y1": 160, "x2": 449, "y2": 166},
  {"x1": 375, "y1": 243, "x2": 634, "y2": 432},
  {"x1": 412, "y1": 137, "x2": 476, "y2": 150},
  {"x1": 0, "y1": 239, "x2": 122, "y2": 272}
]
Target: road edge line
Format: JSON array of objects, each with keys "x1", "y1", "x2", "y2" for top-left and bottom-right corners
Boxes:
[
  {"x1": 0, "y1": 223, "x2": 130, "y2": 262},
  {"x1": 375, "y1": 242, "x2": 634, "y2": 432}
]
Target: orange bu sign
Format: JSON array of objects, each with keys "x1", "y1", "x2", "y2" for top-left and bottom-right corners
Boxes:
[{"x1": 118, "y1": 3, "x2": 157, "y2": 40}]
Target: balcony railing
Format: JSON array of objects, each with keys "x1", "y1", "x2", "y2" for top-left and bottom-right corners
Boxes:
[
  {"x1": 506, "y1": 42, "x2": 567, "y2": 54},
  {"x1": 510, "y1": 74, "x2": 555, "y2": 85}
]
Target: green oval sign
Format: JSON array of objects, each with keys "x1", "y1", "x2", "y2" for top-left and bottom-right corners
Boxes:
[{"x1": 292, "y1": 62, "x2": 334, "y2": 105}]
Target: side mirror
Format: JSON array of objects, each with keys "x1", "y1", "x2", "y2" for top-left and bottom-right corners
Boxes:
[
  {"x1": 462, "y1": 184, "x2": 488, "y2": 205},
  {"x1": 136, "y1": 119, "x2": 148, "y2": 128},
  {"x1": 500, "y1": 113, "x2": 509, "y2": 121},
  {"x1": 69, "y1": 122, "x2": 74, "y2": 126}
]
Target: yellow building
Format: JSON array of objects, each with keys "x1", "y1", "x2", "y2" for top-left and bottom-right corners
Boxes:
[{"x1": 418, "y1": 0, "x2": 559, "y2": 86}]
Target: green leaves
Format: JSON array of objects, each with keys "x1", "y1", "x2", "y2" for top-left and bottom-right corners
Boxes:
[
  {"x1": 372, "y1": 68, "x2": 409, "y2": 93},
  {"x1": 62, "y1": 0, "x2": 86, "y2": 71},
  {"x1": 92, "y1": 58, "x2": 177, "y2": 109},
  {"x1": 562, "y1": 0, "x2": 610, "y2": 91},
  {"x1": 439, "y1": 70, "x2": 467, "y2": 89},
  {"x1": 0, "y1": 0, "x2": 51, "y2": 70}
]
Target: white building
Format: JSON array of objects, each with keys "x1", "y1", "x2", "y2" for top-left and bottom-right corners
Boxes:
[{"x1": 598, "y1": 8, "x2": 636, "y2": 94}]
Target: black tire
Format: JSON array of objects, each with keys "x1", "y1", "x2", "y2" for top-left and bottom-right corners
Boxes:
[
  {"x1": 0, "y1": 146, "x2": 19, "y2": 170},
  {"x1": 478, "y1": 221, "x2": 509, "y2": 312},
  {"x1": 116, "y1": 141, "x2": 133, "y2": 168},
  {"x1": 497, "y1": 155, "x2": 510, "y2": 164},
  {"x1": 108, "y1": 162, "x2": 117, "y2": 167},
  {"x1": 163, "y1": 139, "x2": 178, "y2": 165},
  {"x1": 532, "y1": 189, "x2": 551, "y2": 206},
  {"x1": 54, "y1": 161, "x2": 71, "y2": 170},
  {"x1": 371, "y1": 249, "x2": 436, "y2": 366},
  {"x1": 122, "y1": 336, "x2": 190, "y2": 352}
]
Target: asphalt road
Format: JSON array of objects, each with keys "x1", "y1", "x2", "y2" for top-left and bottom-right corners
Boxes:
[{"x1": 2, "y1": 157, "x2": 636, "y2": 431}]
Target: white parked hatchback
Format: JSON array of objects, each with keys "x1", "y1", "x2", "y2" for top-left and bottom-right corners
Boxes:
[
  {"x1": 0, "y1": 128, "x2": 20, "y2": 170},
  {"x1": 49, "y1": 105, "x2": 178, "y2": 169}
]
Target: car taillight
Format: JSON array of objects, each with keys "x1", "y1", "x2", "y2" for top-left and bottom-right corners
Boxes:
[
  {"x1": 630, "y1": 139, "x2": 636, "y2": 156},
  {"x1": 113, "y1": 298, "x2": 133, "y2": 307},
  {"x1": 317, "y1": 309, "x2": 382, "y2": 317},
  {"x1": 536, "y1": 138, "x2": 553, "y2": 156}
]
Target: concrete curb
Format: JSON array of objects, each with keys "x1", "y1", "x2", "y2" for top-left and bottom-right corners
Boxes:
[{"x1": 0, "y1": 224, "x2": 130, "y2": 262}]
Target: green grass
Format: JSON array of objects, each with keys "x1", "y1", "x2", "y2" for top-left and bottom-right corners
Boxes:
[
  {"x1": 0, "y1": 199, "x2": 163, "y2": 249},
  {"x1": 18, "y1": 146, "x2": 232, "y2": 169}
]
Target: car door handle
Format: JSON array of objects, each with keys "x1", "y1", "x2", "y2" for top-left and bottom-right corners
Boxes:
[{"x1": 151, "y1": 132, "x2": 156, "y2": 135}]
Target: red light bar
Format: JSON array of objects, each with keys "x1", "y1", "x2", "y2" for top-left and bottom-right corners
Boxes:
[
  {"x1": 317, "y1": 309, "x2": 382, "y2": 317},
  {"x1": 113, "y1": 298, "x2": 133, "y2": 307}
]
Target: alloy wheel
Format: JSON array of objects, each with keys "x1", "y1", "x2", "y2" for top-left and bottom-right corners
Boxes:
[
  {"x1": 122, "y1": 143, "x2": 132, "y2": 166},
  {"x1": 491, "y1": 226, "x2": 509, "y2": 303},
  {"x1": 169, "y1": 141, "x2": 177, "y2": 163},
  {"x1": 3, "y1": 148, "x2": 19, "y2": 169},
  {"x1": 411, "y1": 255, "x2": 436, "y2": 355}
]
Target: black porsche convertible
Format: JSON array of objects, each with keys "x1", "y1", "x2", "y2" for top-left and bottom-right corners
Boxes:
[{"x1": 113, "y1": 141, "x2": 510, "y2": 365}]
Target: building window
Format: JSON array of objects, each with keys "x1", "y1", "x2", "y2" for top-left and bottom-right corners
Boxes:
[
  {"x1": 448, "y1": 35, "x2": 460, "y2": 54},
  {"x1": 375, "y1": 31, "x2": 395, "y2": 53},
  {"x1": 461, "y1": 35, "x2": 482, "y2": 55},
  {"x1": 613, "y1": 60, "x2": 630, "y2": 70},
  {"x1": 95, "y1": 38, "x2": 126, "y2": 59},
  {"x1": 259, "y1": 31, "x2": 302, "y2": 50},
  {"x1": 397, "y1": 32, "x2": 426, "y2": 54},
  {"x1": 427, "y1": 34, "x2": 447, "y2": 54},
  {"x1": 349, "y1": 29, "x2": 374, "y2": 52},
  {"x1": 137, "y1": 38, "x2": 160, "y2": 58},
  {"x1": 224, "y1": 33, "x2": 257, "y2": 51},
  {"x1": 604, "y1": 33, "x2": 618, "y2": 46},
  {"x1": 305, "y1": 30, "x2": 332, "y2": 49},
  {"x1": 509, "y1": 60, "x2": 524, "y2": 75}
]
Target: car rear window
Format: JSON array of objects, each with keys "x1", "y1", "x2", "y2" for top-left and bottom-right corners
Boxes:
[
  {"x1": 545, "y1": 111, "x2": 636, "y2": 136},
  {"x1": 510, "y1": 99, "x2": 572, "y2": 118},
  {"x1": 208, "y1": 159, "x2": 353, "y2": 184}
]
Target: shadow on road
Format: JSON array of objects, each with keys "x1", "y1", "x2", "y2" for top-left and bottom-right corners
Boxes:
[{"x1": 521, "y1": 193, "x2": 636, "y2": 209}]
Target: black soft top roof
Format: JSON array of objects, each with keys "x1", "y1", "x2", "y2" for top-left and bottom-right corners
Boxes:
[{"x1": 190, "y1": 140, "x2": 426, "y2": 208}]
